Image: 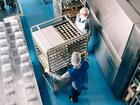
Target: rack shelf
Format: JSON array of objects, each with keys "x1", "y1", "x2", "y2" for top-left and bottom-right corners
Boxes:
[
  {"x1": 31, "y1": 16, "x2": 88, "y2": 92},
  {"x1": 124, "y1": 61, "x2": 140, "y2": 105},
  {"x1": 53, "y1": 0, "x2": 83, "y2": 22}
]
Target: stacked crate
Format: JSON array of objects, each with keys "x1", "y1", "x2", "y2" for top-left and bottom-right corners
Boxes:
[{"x1": 0, "y1": 16, "x2": 43, "y2": 105}]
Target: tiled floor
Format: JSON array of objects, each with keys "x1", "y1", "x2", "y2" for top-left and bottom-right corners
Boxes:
[{"x1": 17, "y1": 0, "x2": 125, "y2": 105}]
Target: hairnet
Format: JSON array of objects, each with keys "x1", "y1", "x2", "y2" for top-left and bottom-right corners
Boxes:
[
  {"x1": 71, "y1": 52, "x2": 81, "y2": 67},
  {"x1": 80, "y1": 7, "x2": 89, "y2": 16}
]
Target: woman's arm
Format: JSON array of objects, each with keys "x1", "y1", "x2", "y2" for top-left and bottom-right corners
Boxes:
[{"x1": 47, "y1": 71, "x2": 70, "y2": 81}]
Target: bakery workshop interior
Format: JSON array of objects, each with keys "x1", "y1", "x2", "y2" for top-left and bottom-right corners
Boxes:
[{"x1": 0, "y1": 0, "x2": 140, "y2": 105}]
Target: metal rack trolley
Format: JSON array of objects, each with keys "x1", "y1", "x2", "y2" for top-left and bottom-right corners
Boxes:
[
  {"x1": 129, "y1": 91, "x2": 140, "y2": 105},
  {"x1": 124, "y1": 61, "x2": 140, "y2": 105},
  {"x1": 53, "y1": 0, "x2": 83, "y2": 22},
  {"x1": 31, "y1": 15, "x2": 89, "y2": 92}
]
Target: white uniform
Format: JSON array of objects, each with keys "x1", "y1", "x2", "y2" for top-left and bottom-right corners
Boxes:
[
  {"x1": 75, "y1": 13, "x2": 90, "y2": 35},
  {"x1": 75, "y1": 20, "x2": 87, "y2": 34}
]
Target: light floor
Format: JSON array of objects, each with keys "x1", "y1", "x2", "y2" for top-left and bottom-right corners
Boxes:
[{"x1": 17, "y1": 0, "x2": 125, "y2": 105}]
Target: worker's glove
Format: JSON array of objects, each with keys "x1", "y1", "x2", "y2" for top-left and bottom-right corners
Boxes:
[
  {"x1": 81, "y1": 51, "x2": 88, "y2": 58},
  {"x1": 46, "y1": 71, "x2": 60, "y2": 81},
  {"x1": 47, "y1": 71, "x2": 52, "y2": 76}
]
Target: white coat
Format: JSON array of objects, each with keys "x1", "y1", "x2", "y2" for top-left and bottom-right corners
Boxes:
[{"x1": 75, "y1": 13, "x2": 91, "y2": 35}]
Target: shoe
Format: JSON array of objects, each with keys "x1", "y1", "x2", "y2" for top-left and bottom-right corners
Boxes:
[
  {"x1": 69, "y1": 96, "x2": 78, "y2": 103},
  {"x1": 69, "y1": 96, "x2": 72, "y2": 99}
]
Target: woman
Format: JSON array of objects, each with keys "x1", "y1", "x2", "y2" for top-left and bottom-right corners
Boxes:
[{"x1": 47, "y1": 52, "x2": 89, "y2": 103}]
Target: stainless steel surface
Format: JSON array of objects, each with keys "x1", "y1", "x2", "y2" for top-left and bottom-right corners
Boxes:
[
  {"x1": 117, "y1": 0, "x2": 140, "y2": 22},
  {"x1": 88, "y1": 0, "x2": 134, "y2": 57},
  {"x1": 128, "y1": 0, "x2": 140, "y2": 15},
  {"x1": 112, "y1": 23, "x2": 140, "y2": 99},
  {"x1": 87, "y1": 0, "x2": 140, "y2": 88}
]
